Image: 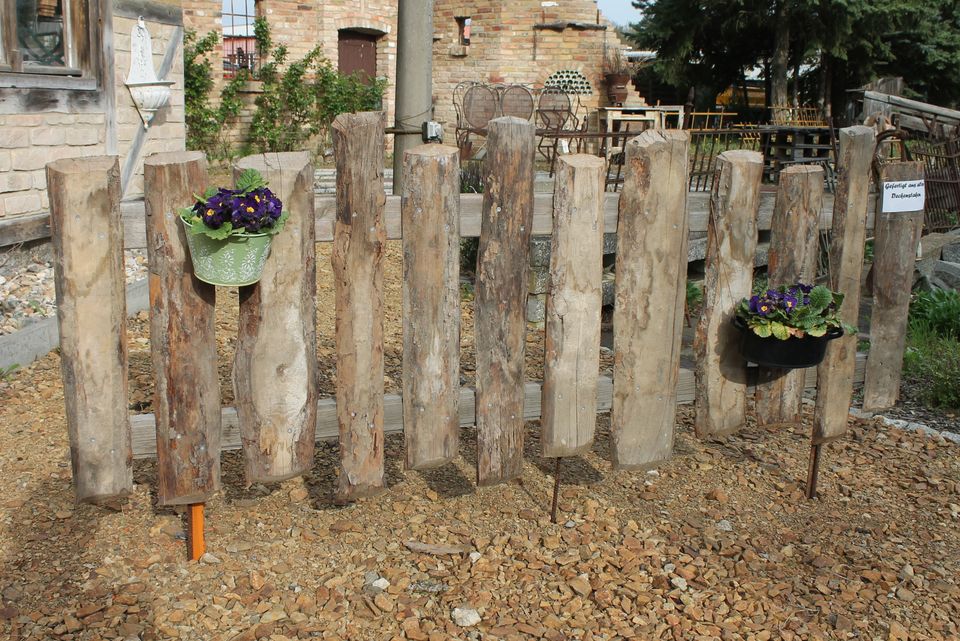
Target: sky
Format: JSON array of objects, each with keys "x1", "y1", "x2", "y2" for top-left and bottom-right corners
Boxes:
[{"x1": 596, "y1": 0, "x2": 641, "y2": 27}]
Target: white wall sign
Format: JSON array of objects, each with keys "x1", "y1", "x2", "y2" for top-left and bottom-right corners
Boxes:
[{"x1": 881, "y1": 180, "x2": 925, "y2": 213}]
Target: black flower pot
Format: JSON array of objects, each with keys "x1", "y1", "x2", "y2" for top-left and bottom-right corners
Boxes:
[{"x1": 733, "y1": 316, "x2": 843, "y2": 369}]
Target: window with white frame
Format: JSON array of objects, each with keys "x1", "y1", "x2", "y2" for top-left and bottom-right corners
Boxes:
[{"x1": 0, "y1": 0, "x2": 89, "y2": 75}]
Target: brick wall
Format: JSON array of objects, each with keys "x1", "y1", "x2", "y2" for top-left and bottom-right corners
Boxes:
[
  {"x1": 183, "y1": 0, "x2": 399, "y2": 156},
  {"x1": 432, "y1": 0, "x2": 625, "y2": 143}
]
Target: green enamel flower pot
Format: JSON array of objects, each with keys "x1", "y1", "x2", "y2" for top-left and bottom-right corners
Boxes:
[{"x1": 181, "y1": 218, "x2": 273, "y2": 287}]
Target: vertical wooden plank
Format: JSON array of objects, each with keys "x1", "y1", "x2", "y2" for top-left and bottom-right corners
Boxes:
[
  {"x1": 144, "y1": 151, "x2": 221, "y2": 506},
  {"x1": 47, "y1": 156, "x2": 132, "y2": 504},
  {"x1": 233, "y1": 152, "x2": 318, "y2": 483},
  {"x1": 332, "y1": 111, "x2": 387, "y2": 500},
  {"x1": 862, "y1": 161, "x2": 925, "y2": 411},
  {"x1": 475, "y1": 116, "x2": 536, "y2": 486},
  {"x1": 754, "y1": 165, "x2": 824, "y2": 426},
  {"x1": 813, "y1": 126, "x2": 876, "y2": 442},
  {"x1": 611, "y1": 130, "x2": 691, "y2": 468},
  {"x1": 694, "y1": 150, "x2": 763, "y2": 438},
  {"x1": 401, "y1": 144, "x2": 462, "y2": 470},
  {"x1": 542, "y1": 154, "x2": 606, "y2": 458}
]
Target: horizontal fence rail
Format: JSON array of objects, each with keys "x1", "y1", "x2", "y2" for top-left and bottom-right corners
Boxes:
[
  {"x1": 128, "y1": 356, "x2": 868, "y2": 459},
  {"x1": 114, "y1": 191, "x2": 876, "y2": 249}
]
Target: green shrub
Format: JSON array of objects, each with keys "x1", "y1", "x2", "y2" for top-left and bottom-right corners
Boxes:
[
  {"x1": 249, "y1": 18, "x2": 386, "y2": 155},
  {"x1": 908, "y1": 288, "x2": 960, "y2": 339},
  {"x1": 903, "y1": 320, "x2": 960, "y2": 410},
  {"x1": 183, "y1": 30, "x2": 247, "y2": 160}
]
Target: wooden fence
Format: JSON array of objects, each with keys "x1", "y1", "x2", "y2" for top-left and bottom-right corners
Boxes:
[{"x1": 46, "y1": 117, "x2": 915, "y2": 510}]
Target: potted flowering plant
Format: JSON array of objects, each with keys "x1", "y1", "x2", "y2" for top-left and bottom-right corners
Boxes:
[
  {"x1": 733, "y1": 282, "x2": 853, "y2": 369},
  {"x1": 179, "y1": 168, "x2": 287, "y2": 286},
  {"x1": 603, "y1": 48, "x2": 632, "y2": 105}
]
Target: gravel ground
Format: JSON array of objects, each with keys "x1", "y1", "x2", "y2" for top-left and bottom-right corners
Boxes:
[
  {"x1": 0, "y1": 247, "x2": 148, "y2": 336},
  {"x1": 1, "y1": 243, "x2": 959, "y2": 641}
]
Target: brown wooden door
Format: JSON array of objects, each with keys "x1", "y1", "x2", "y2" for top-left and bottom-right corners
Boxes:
[{"x1": 338, "y1": 30, "x2": 378, "y2": 80}]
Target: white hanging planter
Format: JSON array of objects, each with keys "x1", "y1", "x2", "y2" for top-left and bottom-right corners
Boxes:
[{"x1": 125, "y1": 17, "x2": 174, "y2": 129}]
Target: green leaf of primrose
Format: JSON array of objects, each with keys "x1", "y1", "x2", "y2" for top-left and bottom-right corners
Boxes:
[
  {"x1": 808, "y1": 285, "x2": 833, "y2": 310},
  {"x1": 806, "y1": 325, "x2": 828, "y2": 337},
  {"x1": 752, "y1": 323, "x2": 773, "y2": 338},
  {"x1": 770, "y1": 321, "x2": 789, "y2": 340},
  {"x1": 205, "y1": 222, "x2": 235, "y2": 240},
  {"x1": 235, "y1": 168, "x2": 268, "y2": 194},
  {"x1": 202, "y1": 186, "x2": 218, "y2": 200}
]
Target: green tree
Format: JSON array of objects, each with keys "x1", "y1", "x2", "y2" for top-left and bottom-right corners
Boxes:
[{"x1": 630, "y1": 0, "x2": 960, "y2": 113}]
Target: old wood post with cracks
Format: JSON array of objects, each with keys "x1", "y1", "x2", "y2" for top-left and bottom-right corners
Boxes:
[
  {"x1": 401, "y1": 144, "x2": 461, "y2": 470},
  {"x1": 144, "y1": 151, "x2": 221, "y2": 506},
  {"x1": 862, "y1": 161, "x2": 925, "y2": 411},
  {"x1": 542, "y1": 154, "x2": 605, "y2": 458},
  {"x1": 611, "y1": 130, "x2": 691, "y2": 467},
  {"x1": 476, "y1": 116, "x2": 536, "y2": 486},
  {"x1": 233, "y1": 152, "x2": 318, "y2": 484},
  {"x1": 694, "y1": 150, "x2": 763, "y2": 438},
  {"x1": 332, "y1": 111, "x2": 387, "y2": 500},
  {"x1": 47, "y1": 156, "x2": 133, "y2": 505},
  {"x1": 812, "y1": 127, "x2": 876, "y2": 443},
  {"x1": 754, "y1": 164, "x2": 824, "y2": 426}
]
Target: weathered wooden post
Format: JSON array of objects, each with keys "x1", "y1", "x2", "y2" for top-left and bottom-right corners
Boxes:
[
  {"x1": 755, "y1": 165, "x2": 824, "y2": 426},
  {"x1": 143, "y1": 151, "x2": 221, "y2": 507},
  {"x1": 808, "y1": 126, "x2": 875, "y2": 498},
  {"x1": 47, "y1": 156, "x2": 133, "y2": 505},
  {"x1": 694, "y1": 150, "x2": 763, "y2": 438},
  {"x1": 233, "y1": 152, "x2": 318, "y2": 484},
  {"x1": 476, "y1": 116, "x2": 536, "y2": 486},
  {"x1": 542, "y1": 154, "x2": 605, "y2": 457},
  {"x1": 611, "y1": 130, "x2": 690, "y2": 467},
  {"x1": 862, "y1": 161, "x2": 925, "y2": 411},
  {"x1": 332, "y1": 111, "x2": 387, "y2": 500},
  {"x1": 401, "y1": 144, "x2": 461, "y2": 470}
]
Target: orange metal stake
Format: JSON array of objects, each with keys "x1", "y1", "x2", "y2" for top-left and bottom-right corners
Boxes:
[{"x1": 187, "y1": 503, "x2": 205, "y2": 561}]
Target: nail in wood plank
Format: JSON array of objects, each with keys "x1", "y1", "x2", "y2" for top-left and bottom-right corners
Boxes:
[
  {"x1": 332, "y1": 112, "x2": 387, "y2": 500},
  {"x1": 144, "y1": 151, "x2": 221, "y2": 506},
  {"x1": 475, "y1": 117, "x2": 536, "y2": 485},
  {"x1": 611, "y1": 130, "x2": 691, "y2": 467},
  {"x1": 862, "y1": 161, "x2": 925, "y2": 411},
  {"x1": 401, "y1": 144, "x2": 461, "y2": 469},
  {"x1": 47, "y1": 156, "x2": 133, "y2": 504},
  {"x1": 542, "y1": 154, "x2": 605, "y2": 457},
  {"x1": 755, "y1": 164, "x2": 824, "y2": 426},
  {"x1": 233, "y1": 152, "x2": 318, "y2": 483},
  {"x1": 813, "y1": 126, "x2": 876, "y2": 442},
  {"x1": 694, "y1": 150, "x2": 763, "y2": 438}
]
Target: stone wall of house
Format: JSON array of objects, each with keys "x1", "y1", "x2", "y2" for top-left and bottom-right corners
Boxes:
[
  {"x1": 432, "y1": 0, "x2": 624, "y2": 143},
  {"x1": 114, "y1": 15, "x2": 187, "y2": 198},
  {"x1": 0, "y1": 113, "x2": 107, "y2": 218},
  {"x1": 0, "y1": 6, "x2": 185, "y2": 222}
]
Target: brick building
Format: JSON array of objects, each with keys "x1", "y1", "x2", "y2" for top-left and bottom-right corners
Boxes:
[
  {"x1": 0, "y1": 0, "x2": 623, "y2": 228},
  {"x1": 0, "y1": 0, "x2": 185, "y2": 226},
  {"x1": 432, "y1": 0, "x2": 623, "y2": 135},
  {"x1": 182, "y1": 0, "x2": 623, "y2": 149}
]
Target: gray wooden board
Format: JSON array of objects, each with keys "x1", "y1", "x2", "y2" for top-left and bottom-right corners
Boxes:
[
  {"x1": 111, "y1": 191, "x2": 870, "y2": 249},
  {"x1": 129, "y1": 355, "x2": 867, "y2": 459},
  {"x1": 0, "y1": 277, "x2": 149, "y2": 371}
]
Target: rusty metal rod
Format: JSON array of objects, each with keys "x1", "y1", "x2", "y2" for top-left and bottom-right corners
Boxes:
[{"x1": 550, "y1": 457, "x2": 562, "y2": 523}]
